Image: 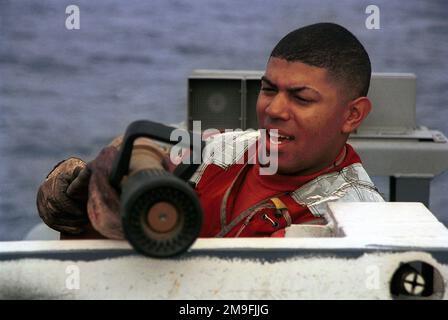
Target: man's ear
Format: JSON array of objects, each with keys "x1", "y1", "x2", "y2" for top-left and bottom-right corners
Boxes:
[{"x1": 341, "y1": 97, "x2": 372, "y2": 134}]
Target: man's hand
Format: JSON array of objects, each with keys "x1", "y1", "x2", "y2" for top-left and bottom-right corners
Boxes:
[
  {"x1": 37, "y1": 135, "x2": 171, "y2": 239},
  {"x1": 36, "y1": 158, "x2": 91, "y2": 234},
  {"x1": 87, "y1": 139, "x2": 171, "y2": 239},
  {"x1": 87, "y1": 146, "x2": 124, "y2": 239}
]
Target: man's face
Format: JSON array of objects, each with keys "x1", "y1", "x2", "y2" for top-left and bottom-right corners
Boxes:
[{"x1": 256, "y1": 57, "x2": 349, "y2": 175}]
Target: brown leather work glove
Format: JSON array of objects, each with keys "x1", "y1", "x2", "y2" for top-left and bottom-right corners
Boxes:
[
  {"x1": 36, "y1": 158, "x2": 91, "y2": 234},
  {"x1": 87, "y1": 138, "x2": 170, "y2": 239},
  {"x1": 87, "y1": 146, "x2": 123, "y2": 239}
]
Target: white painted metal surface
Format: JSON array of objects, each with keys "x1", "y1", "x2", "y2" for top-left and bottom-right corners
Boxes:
[{"x1": 1, "y1": 203, "x2": 447, "y2": 299}]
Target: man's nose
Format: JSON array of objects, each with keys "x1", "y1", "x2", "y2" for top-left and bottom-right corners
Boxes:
[{"x1": 265, "y1": 93, "x2": 290, "y2": 120}]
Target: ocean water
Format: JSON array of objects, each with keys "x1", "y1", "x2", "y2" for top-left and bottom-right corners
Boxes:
[{"x1": 1, "y1": 0, "x2": 447, "y2": 240}]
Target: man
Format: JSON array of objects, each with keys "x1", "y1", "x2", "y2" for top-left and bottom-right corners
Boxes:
[{"x1": 36, "y1": 23, "x2": 384, "y2": 239}]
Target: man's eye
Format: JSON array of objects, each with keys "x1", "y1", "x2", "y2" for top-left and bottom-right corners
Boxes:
[
  {"x1": 261, "y1": 87, "x2": 276, "y2": 92},
  {"x1": 294, "y1": 96, "x2": 312, "y2": 103}
]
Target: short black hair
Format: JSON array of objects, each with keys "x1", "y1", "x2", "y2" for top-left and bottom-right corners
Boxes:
[{"x1": 270, "y1": 23, "x2": 371, "y2": 99}]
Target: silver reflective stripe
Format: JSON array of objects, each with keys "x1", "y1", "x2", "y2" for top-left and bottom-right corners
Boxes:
[
  {"x1": 219, "y1": 163, "x2": 250, "y2": 228},
  {"x1": 208, "y1": 130, "x2": 259, "y2": 168},
  {"x1": 216, "y1": 202, "x2": 274, "y2": 238},
  {"x1": 190, "y1": 130, "x2": 259, "y2": 185},
  {"x1": 283, "y1": 210, "x2": 292, "y2": 227},
  {"x1": 291, "y1": 163, "x2": 384, "y2": 217},
  {"x1": 189, "y1": 160, "x2": 208, "y2": 185}
]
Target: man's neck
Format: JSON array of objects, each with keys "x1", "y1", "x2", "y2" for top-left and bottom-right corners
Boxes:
[{"x1": 276, "y1": 144, "x2": 347, "y2": 177}]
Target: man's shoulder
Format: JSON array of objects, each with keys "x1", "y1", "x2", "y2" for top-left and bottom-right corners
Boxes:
[{"x1": 292, "y1": 163, "x2": 384, "y2": 216}]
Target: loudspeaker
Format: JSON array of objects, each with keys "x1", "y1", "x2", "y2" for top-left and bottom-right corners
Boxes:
[
  {"x1": 188, "y1": 70, "x2": 263, "y2": 131},
  {"x1": 188, "y1": 78, "x2": 242, "y2": 131}
]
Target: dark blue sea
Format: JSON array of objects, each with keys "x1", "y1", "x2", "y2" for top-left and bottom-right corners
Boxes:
[{"x1": 1, "y1": 0, "x2": 447, "y2": 240}]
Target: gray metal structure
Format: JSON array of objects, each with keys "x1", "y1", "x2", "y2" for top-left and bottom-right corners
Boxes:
[{"x1": 187, "y1": 70, "x2": 448, "y2": 206}]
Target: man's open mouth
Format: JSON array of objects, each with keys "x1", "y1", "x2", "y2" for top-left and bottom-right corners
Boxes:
[{"x1": 268, "y1": 130, "x2": 295, "y2": 145}]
